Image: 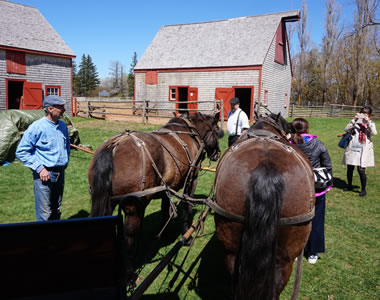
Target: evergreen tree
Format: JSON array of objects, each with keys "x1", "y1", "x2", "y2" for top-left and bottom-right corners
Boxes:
[
  {"x1": 77, "y1": 54, "x2": 100, "y2": 96},
  {"x1": 72, "y1": 59, "x2": 80, "y2": 96},
  {"x1": 86, "y1": 55, "x2": 100, "y2": 92},
  {"x1": 127, "y1": 52, "x2": 138, "y2": 98}
]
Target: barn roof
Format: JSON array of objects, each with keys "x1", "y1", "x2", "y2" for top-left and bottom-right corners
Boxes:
[
  {"x1": 0, "y1": 1, "x2": 75, "y2": 57},
  {"x1": 135, "y1": 10, "x2": 299, "y2": 70}
]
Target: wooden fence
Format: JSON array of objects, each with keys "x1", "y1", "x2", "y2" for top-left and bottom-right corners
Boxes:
[
  {"x1": 74, "y1": 98, "x2": 225, "y2": 128},
  {"x1": 289, "y1": 104, "x2": 380, "y2": 119}
]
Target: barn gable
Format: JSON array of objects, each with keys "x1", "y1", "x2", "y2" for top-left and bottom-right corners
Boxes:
[
  {"x1": 0, "y1": 1, "x2": 74, "y2": 57},
  {"x1": 0, "y1": 1, "x2": 75, "y2": 114},
  {"x1": 135, "y1": 11, "x2": 299, "y2": 70}
]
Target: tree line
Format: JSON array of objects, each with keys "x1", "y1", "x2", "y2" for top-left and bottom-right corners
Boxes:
[
  {"x1": 291, "y1": 0, "x2": 379, "y2": 107},
  {"x1": 72, "y1": 52, "x2": 137, "y2": 98}
]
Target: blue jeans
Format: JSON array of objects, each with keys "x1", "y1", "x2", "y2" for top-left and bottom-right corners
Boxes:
[{"x1": 33, "y1": 171, "x2": 65, "y2": 221}]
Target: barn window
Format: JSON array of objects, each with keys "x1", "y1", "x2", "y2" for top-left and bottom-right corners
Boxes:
[
  {"x1": 263, "y1": 90, "x2": 269, "y2": 106},
  {"x1": 284, "y1": 93, "x2": 289, "y2": 107},
  {"x1": 6, "y1": 51, "x2": 26, "y2": 74},
  {"x1": 46, "y1": 86, "x2": 61, "y2": 96},
  {"x1": 169, "y1": 87, "x2": 177, "y2": 101},
  {"x1": 145, "y1": 71, "x2": 158, "y2": 85},
  {"x1": 274, "y1": 23, "x2": 285, "y2": 65}
]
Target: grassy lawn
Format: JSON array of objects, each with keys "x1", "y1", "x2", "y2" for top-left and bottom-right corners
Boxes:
[{"x1": 0, "y1": 116, "x2": 379, "y2": 299}]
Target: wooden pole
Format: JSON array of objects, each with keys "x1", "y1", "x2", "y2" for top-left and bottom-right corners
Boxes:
[{"x1": 70, "y1": 144, "x2": 94, "y2": 154}]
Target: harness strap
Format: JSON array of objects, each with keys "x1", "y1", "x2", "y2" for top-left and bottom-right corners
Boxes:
[{"x1": 174, "y1": 195, "x2": 315, "y2": 226}]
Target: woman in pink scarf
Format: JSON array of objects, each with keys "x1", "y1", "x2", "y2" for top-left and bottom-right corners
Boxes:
[{"x1": 343, "y1": 106, "x2": 377, "y2": 197}]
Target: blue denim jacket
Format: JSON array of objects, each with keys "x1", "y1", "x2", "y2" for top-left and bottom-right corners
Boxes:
[{"x1": 16, "y1": 117, "x2": 70, "y2": 172}]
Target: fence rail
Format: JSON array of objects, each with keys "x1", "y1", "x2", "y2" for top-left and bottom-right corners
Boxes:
[
  {"x1": 289, "y1": 104, "x2": 380, "y2": 119},
  {"x1": 74, "y1": 98, "x2": 224, "y2": 127}
]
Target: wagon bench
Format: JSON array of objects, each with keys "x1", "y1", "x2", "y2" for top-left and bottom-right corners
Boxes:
[{"x1": 0, "y1": 215, "x2": 126, "y2": 300}]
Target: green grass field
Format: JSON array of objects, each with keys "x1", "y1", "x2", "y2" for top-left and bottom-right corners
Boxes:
[{"x1": 0, "y1": 117, "x2": 379, "y2": 299}]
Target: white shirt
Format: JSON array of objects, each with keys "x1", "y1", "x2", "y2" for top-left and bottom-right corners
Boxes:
[{"x1": 227, "y1": 108, "x2": 249, "y2": 136}]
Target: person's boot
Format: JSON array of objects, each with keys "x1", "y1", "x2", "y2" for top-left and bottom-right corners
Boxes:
[
  {"x1": 344, "y1": 166, "x2": 354, "y2": 191},
  {"x1": 358, "y1": 168, "x2": 367, "y2": 197}
]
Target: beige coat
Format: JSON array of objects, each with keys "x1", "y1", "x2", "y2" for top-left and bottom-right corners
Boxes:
[{"x1": 342, "y1": 119, "x2": 377, "y2": 168}]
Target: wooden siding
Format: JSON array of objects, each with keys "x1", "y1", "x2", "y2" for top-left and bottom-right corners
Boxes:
[
  {"x1": 0, "y1": 50, "x2": 72, "y2": 112},
  {"x1": 261, "y1": 28, "x2": 292, "y2": 117},
  {"x1": 135, "y1": 69, "x2": 261, "y2": 115}
]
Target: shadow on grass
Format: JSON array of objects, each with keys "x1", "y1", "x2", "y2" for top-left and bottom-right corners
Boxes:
[
  {"x1": 68, "y1": 209, "x2": 90, "y2": 219},
  {"x1": 332, "y1": 176, "x2": 360, "y2": 191},
  {"x1": 134, "y1": 203, "x2": 205, "y2": 269},
  {"x1": 193, "y1": 234, "x2": 232, "y2": 299}
]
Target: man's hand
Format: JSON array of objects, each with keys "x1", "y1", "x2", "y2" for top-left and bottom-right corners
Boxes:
[{"x1": 39, "y1": 168, "x2": 50, "y2": 182}]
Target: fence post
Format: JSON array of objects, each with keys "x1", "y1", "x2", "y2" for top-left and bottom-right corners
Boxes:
[
  {"x1": 142, "y1": 99, "x2": 146, "y2": 125},
  {"x1": 220, "y1": 100, "x2": 224, "y2": 130},
  {"x1": 74, "y1": 97, "x2": 77, "y2": 117},
  {"x1": 329, "y1": 105, "x2": 333, "y2": 117},
  {"x1": 291, "y1": 104, "x2": 295, "y2": 117},
  {"x1": 86, "y1": 100, "x2": 90, "y2": 119},
  {"x1": 146, "y1": 100, "x2": 149, "y2": 124}
]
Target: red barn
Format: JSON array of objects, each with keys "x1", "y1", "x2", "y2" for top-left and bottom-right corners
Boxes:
[
  {"x1": 0, "y1": 1, "x2": 75, "y2": 114},
  {"x1": 135, "y1": 11, "x2": 300, "y2": 119}
]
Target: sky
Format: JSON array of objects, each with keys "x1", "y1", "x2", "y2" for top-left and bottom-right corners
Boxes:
[{"x1": 12, "y1": 0, "x2": 357, "y2": 80}]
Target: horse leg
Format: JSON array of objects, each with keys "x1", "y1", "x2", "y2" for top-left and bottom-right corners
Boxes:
[
  {"x1": 121, "y1": 199, "x2": 145, "y2": 277},
  {"x1": 159, "y1": 192, "x2": 171, "y2": 236},
  {"x1": 182, "y1": 178, "x2": 197, "y2": 245}
]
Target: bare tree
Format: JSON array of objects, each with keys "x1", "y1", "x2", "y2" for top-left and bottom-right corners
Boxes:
[
  {"x1": 295, "y1": 0, "x2": 311, "y2": 105},
  {"x1": 320, "y1": 0, "x2": 341, "y2": 104},
  {"x1": 348, "y1": 0, "x2": 375, "y2": 105},
  {"x1": 109, "y1": 60, "x2": 120, "y2": 95}
]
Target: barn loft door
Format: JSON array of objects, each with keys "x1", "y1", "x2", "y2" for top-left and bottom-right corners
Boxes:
[
  {"x1": 21, "y1": 82, "x2": 43, "y2": 110},
  {"x1": 215, "y1": 88, "x2": 234, "y2": 121},
  {"x1": 188, "y1": 88, "x2": 198, "y2": 114}
]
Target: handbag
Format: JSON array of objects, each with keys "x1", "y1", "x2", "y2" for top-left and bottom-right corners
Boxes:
[
  {"x1": 338, "y1": 132, "x2": 351, "y2": 149},
  {"x1": 313, "y1": 167, "x2": 333, "y2": 190}
]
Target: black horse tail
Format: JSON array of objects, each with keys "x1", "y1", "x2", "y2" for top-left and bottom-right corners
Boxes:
[
  {"x1": 90, "y1": 146, "x2": 114, "y2": 217},
  {"x1": 233, "y1": 160, "x2": 285, "y2": 300}
]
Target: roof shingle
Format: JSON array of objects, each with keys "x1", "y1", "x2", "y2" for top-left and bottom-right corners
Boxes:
[{"x1": 0, "y1": 1, "x2": 75, "y2": 57}]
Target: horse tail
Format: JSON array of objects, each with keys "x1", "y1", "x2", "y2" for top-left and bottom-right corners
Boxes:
[
  {"x1": 233, "y1": 160, "x2": 285, "y2": 300},
  {"x1": 90, "y1": 146, "x2": 114, "y2": 216}
]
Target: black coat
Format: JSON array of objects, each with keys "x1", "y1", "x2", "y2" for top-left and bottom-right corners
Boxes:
[{"x1": 296, "y1": 138, "x2": 332, "y2": 175}]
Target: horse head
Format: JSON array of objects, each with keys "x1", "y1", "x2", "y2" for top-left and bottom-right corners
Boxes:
[
  {"x1": 182, "y1": 111, "x2": 224, "y2": 161},
  {"x1": 253, "y1": 112, "x2": 291, "y2": 140}
]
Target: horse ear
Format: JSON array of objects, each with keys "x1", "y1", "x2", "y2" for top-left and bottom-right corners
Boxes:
[
  {"x1": 214, "y1": 111, "x2": 220, "y2": 123},
  {"x1": 276, "y1": 112, "x2": 281, "y2": 122},
  {"x1": 172, "y1": 112, "x2": 177, "y2": 117}
]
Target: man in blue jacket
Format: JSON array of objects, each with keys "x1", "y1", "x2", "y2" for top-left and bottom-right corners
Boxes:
[{"x1": 16, "y1": 95, "x2": 70, "y2": 221}]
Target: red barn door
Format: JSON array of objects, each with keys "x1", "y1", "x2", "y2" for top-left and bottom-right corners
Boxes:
[
  {"x1": 188, "y1": 87, "x2": 198, "y2": 114},
  {"x1": 215, "y1": 88, "x2": 234, "y2": 120},
  {"x1": 21, "y1": 82, "x2": 43, "y2": 110}
]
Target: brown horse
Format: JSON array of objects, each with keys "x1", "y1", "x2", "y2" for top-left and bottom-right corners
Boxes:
[
  {"x1": 88, "y1": 112, "x2": 223, "y2": 252},
  {"x1": 213, "y1": 114, "x2": 315, "y2": 300}
]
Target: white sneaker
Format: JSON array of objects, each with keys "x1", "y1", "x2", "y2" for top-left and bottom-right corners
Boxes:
[{"x1": 308, "y1": 254, "x2": 319, "y2": 264}]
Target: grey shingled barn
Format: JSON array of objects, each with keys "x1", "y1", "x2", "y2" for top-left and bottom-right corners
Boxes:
[
  {"x1": 135, "y1": 10, "x2": 299, "y2": 120},
  {"x1": 0, "y1": 1, "x2": 75, "y2": 113}
]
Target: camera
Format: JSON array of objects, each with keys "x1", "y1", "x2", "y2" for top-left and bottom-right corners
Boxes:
[{"x1": 356, "y1": 113, "x2": 367, "y2": 124}]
